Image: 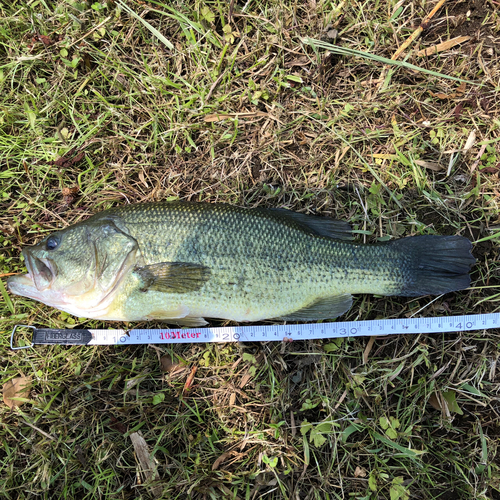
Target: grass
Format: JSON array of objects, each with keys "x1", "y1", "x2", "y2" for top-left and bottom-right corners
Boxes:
[{"x1": 1, "y1": 0, "x2": 500, "y2": 498}]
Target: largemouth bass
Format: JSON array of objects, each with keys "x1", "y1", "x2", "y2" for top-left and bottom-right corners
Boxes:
[{"x1": 7, "y1": 202, "x2": 475, "y2": 325}]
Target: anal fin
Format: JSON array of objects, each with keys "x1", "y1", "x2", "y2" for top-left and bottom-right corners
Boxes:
[
  {"x1": 142, "y1": 305, "x2": 190, "y2": 321},
  {"x1": 141, "y1": 306, "x2": 208, "y2": 326},
  {"x1": 169, "y1": 317, "x2": 208, "y2": 327},
  {"x1": 277, "y1": 294, "x2": 353, "y2": 321}
]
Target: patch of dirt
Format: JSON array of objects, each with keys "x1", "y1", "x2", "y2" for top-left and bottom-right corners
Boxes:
[
  {"x1": 468, "y1": 225, "x2": 495, "y2": 260},
  {"x1": 36, "y1": 146, "x2": 86, "y2": 169},
  {"x1": 413, "y1": 205, "x2": 460, "y2": 235},
  {"x1": 425, "y1": 0, "x2": 496, "y2": 44},
  {"x1": 447, "y1": 0, "x2": 492, "y2": 38},
  {"x1": 427, "y1": 490, "x2": 464, "y2": 500}
]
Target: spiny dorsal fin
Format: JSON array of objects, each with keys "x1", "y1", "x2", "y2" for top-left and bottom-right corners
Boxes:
[
  {"x1": 277, "y1": 294, "x2": 353, "y2": 321},
  {"x1": 134, "y1": 262, "x2": 211, "y2": 293},
  {"x1": 265, "y1": 208, "x2": 353, "y2": 240}
]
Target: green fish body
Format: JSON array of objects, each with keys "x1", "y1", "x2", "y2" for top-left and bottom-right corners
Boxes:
[{"x1": 7, "y1": 202, "x2": 475, "y2": 325}]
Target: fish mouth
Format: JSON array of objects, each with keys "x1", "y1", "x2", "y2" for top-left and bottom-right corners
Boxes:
[
  {"x1": 7, "y1": 252, "x2": 58, "y2": 300},
  {"x1": 24, "y1": 252, "x2": 57, "y2": 291}
]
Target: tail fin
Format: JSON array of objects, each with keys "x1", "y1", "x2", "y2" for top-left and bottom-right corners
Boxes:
[{"x1": 391, "y1": 235, "x2": 475, "y2": 297}]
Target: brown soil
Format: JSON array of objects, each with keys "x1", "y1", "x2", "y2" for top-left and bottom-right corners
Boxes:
[
  {"x1": 424, "y1": 0, "x2": 497, "y2": 46},
  {"x1": 447, "y1": 0, "x2": 494, "y2": 38}
]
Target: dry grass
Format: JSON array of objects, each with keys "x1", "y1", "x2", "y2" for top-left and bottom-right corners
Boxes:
[{"x1": 1, "y1": 0, "x2": 500, "y2": 498}]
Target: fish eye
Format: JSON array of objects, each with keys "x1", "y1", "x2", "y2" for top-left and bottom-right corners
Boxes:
[{"x1": 46, "y1": 236, "x2": 60, "y2": 251}]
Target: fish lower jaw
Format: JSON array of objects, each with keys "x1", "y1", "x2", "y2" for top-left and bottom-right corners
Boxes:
[
  {"x1": 7, "y1": 274, "x2": 66, "y2": 306},
  {"x1": 7, "y1": 273, "x2": 34, "y2": 290}
]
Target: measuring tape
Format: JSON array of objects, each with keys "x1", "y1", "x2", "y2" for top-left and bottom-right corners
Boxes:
[{"x1": 10, "y1": 312, "x2": 500, "y2": 349}]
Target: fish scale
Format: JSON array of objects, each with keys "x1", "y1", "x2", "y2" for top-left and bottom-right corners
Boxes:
[
  {"x1": 101, "y1": 203, "x2": 339, "y2": 321},
  {"x1": 7, "y1": 202, "x2": 475, "y2": 324}
]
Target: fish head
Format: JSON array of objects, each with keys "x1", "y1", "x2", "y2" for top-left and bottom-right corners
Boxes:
[{"x1": 8, "y1": 219, "x2": 139, "y2": 315}]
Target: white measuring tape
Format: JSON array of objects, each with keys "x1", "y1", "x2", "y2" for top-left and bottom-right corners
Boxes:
[{"x1": 10, "y1": 312, "x2": 500, "y2": 349}]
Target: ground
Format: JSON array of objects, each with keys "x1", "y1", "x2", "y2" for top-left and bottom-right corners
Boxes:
[{"x1": 1, "y1": 1, "x2": 500, "y2": 499}]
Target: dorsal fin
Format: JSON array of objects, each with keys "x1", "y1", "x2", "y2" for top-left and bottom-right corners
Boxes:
[{"x1": 264, "y1": 208, "x2": 353, "y2": 240}]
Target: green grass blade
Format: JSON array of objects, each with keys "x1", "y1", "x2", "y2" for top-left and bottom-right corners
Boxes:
[
  {"x1": 373, "y1": 432, "x2": 425, "y2": 460},
  {"x1": 474, "y1": 231, "x2": 500, "y2": 244},
  {"x1": 303, "y1": 37, "x2": 480, "y2": 85},
  {"x1": 0, "y1": 279, "x2": 15, "y2": 315},
  {"x1": 117, "y1": 0, "x2": 174, "y2": 50}
]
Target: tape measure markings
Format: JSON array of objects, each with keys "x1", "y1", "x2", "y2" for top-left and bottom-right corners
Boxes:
[{"x1": 10, "y1": 312, "x2": 500, "y2": 349}]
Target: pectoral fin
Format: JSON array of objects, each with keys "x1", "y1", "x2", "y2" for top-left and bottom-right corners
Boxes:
[
  {"x1": 134, "y1": 262, "x2": 210, "y2": 293},
  {"x1": 278, "y1": 294, "x2": 353, "y2": 321}
]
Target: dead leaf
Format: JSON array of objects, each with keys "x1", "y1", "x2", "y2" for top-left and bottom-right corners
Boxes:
[
  {"x1": 130, "y1": 431, "x2": 162, "y2": 497},
  {"x1": 479, "y1": 165, "x2": 500, "y2": 174},
  {"x1": 125, "y1": 372, "x2": 150, "y2": 393},
  {"x1": 62, "y1": 186, "x2": 79, "y2": 197},
  {"x1": 429, "y1": 82, "x2": 467, "y2": 101},
  {"x1": 463, "y1": 130, "x2": 476, "y2": 152},
  {"x1": 414, "y1": 160, "x2": 444, "y2": 171},
  {"x1": 285, "y1": 56, "x2": 311, "y2": 68},
  {"x1": 138, "y1": 170, "x2": 149, "y2": 188},
  {"x1": 72, "y1": 151, "x2": 85, "y2": 163},
  {"x1": 428, "y1": 392, "x2": 442, "y2": 412},
  {"x1": 471, "y1": 144, "x2": 487, "y2": 172},
  {"x1": 354, "y1": 466, "x2": 367, "y2": 478},
  {"x1": 454, "y1": 102, "x2": 464, "y2": 119},
  {"x1": 130, "y1": 431, "x2": 156, "y2": 475},
  {"x1": 229, "y1": 393, "x2": 236, "y2": 406},
  {"x1": 37, "y1": 34, "x2": 54, "y2": 47},
  {"x1": 3, "y1": 376, "x2": 31, "y2": 409},
  {"x1": 429, "y1": 390, "x2": 462, "y2": 416},
  {"x1": 430, "y1": 92, "x2": 451, "y2": 100},
  {"x1": 160, "y1": 354, "x2": 186, "y2": 380},
  {"x1": 363, "y1": 336, "x2": 376, "y2": 365},
  {"x1": 62, "y1": 185, "x2": 79, "y2": 205},
  {"x1": 40, "y1": 147, "x2": 86, "y2": 169},
  {"x1": 456, "y1": 82, "x2": 466, "y2": 95},
  {"x1": 326, "y1": 29, "x2": 338, "y2": 41},
  {"x1": 75, "y1": 444, "x2": 88, "y2": 468},
  {"x1": 160, "y1": 354, "x2": 178, "y2": 373},
  {"x1": 239, "y1": 371, "x2": 252, "y2": 389},
  {"x1": 183, "y1": 366, "x2": 197, "y2": 393},
  {"x1": 212, "y1": 451, "x2": 231, "y2": 471},
  {"x1": 251, "y1": 157, "x2": 262, "y2": 179},
  {"x1": 418, "y1": 36, "x2": 471, "y2": 57}
]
